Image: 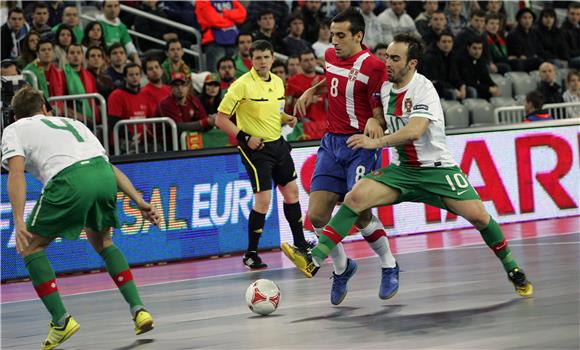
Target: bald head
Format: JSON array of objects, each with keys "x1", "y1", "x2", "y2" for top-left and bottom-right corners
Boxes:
[{"x1": 539, "y1": 62, "x2": 557, "y2": 84}]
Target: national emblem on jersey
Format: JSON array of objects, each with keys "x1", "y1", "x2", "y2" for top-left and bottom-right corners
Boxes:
[
  {"x1": 348, "y1": 68, "x2": 359, "y2": 82},
  {"x1": 404, "y1": 98, "x2": 412, "y2": 113}
]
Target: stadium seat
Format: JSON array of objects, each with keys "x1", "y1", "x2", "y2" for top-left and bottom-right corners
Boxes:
[
  {"x1": 558, "y1": 67, "x2": 570, "y2": 88},
  {"x1": 444, "y1": 104, "x2": 470, "y2": 129},
  {"x1": 490, "y1": 73, "x2": 512, "y2": 98},
  {"x1": 505, "y1": 72, "x2": 536, "y2": 97},
  {"x1": 490, "y1": 97, "x2": 518, "y2": 109},
  {"x1": 462, "y1": 98, "x2": 494, "y2": 126},
  {"x1": 529, "y1": 70, "x2": 540, "y2": 85},
  {"x1": 441, "y1": 99, "x2": 461, "y2": 113},
  {"x1": 514, "y1": 94, "x2": 526, "y2": 103}
]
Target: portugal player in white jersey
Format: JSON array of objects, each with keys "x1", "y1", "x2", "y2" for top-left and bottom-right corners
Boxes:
[
  {"x1": 288, "y1": 34, "x2": 534, "y2": 298},
  {"x1": 283, "y1": 9, "x2": 399, "y2": 306},
  {"x1": 2, "y1": 86, "x2": 160, "y2": 349}
]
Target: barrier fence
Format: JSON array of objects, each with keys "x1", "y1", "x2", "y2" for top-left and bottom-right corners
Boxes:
[
  {"x1": 494, "y1": 101, "x2": 580, "y2": 124},
  {"x1": 113, "y1": 117, "x2": 178, "y2": 155}
]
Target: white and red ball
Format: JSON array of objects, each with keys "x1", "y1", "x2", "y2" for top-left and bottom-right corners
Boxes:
[{"x1": 245, "y1": 279, "x2": 281, "y2": 316}]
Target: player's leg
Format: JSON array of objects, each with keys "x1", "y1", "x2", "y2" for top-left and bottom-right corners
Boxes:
[
  {"x1": 86, "y1": 227, "x2": 154, "y2": 334},
  {"x1": 442, "y1": 198, "x2": 533, "y2": 297}
]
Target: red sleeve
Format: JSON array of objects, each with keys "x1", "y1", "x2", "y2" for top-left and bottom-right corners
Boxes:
[
  {"x1": 195, "y1": 0, "x2": 235, "y2": 29},
  {"x1": 222, "y1": 0, "x2": 247, "y2": 24},
  {"x1": 158, "y1": 96, "x2": 176, "y2": 120},
  {"x1": 192, "y1": 96, "x2": 208, "y2": 120},
  {"x1": 367, "y1": 63, "x2": 387, "y2": 110},
  {"x1": 107, "y1": 90, "x2": 124, "y2": 118}
]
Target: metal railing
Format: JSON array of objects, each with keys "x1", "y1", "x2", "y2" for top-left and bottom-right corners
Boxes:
[
  {"x1": 494, "y1": 101, "x2": 580, "y2": 124},
  {"x1": 21, "y1": 70, "x2": 38, "y2": 90},
  {"x1": 47, "y1": 93, "x2": 109, "y2": 153},
  {"x1": 113, "y1": 117, "x2": 178, "y2": 155}
]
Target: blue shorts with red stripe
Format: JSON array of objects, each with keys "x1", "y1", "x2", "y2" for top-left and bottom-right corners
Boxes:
[{"x1": 310, "y1": 133, "x2": 381, "y2": 197}]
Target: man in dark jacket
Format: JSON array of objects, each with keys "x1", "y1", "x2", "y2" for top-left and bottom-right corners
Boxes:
[
  {"x1": 1, "y1": 7, "x2": 29, "y2": 60},
  {"x1": 537, "y1": 62, "x2": 564, "y2": 104},
  {"x1": 457, "y1": 38, "x2": 501, "y2": 100},
  {"x1": 506, "y1": 8, "x2": 544, "y2": 72},
  {"x1": 534, "y1": 8, "x2": 569, "y2": 68},
  {"x1": 423, "y1": 31, "x2": 465, "y2": 100},
  {"x1": 561, "y1": 2, "x2": 580, "y2": 69}
]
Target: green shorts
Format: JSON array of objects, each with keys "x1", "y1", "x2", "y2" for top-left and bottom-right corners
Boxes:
[
  {"x1": 27, "y1": 157, "x2": 120, "y2": 240},
  {"x1": 364, "y1": 164, "x2": 481, "y2": 211}
]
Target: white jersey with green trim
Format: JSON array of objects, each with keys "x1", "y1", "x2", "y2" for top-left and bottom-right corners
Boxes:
[
  {"x1": 380, "y1": 72, "x2": 457, "y2": 168},
  {"x1": 1, "y1": 115, "x2": 107, "y2": 185}
]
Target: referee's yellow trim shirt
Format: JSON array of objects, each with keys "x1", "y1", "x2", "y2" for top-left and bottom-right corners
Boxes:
[{"x1": 217, "y1": 67, "x2": 286, "y2": 142}]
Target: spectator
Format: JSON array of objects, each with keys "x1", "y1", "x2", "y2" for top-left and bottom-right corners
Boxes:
[
  {"x1": 360, "y1": 0, "x2": 389, "y2": 50},
  {"x1": 421, "y1": 10, "x2": 448, "y2": 48},
  {"x1": 457, "y1": 38, "x2": 500, "y2": 99},
  {"x1": 217, "y1": 56, "x2": 236, "y2": 92},
  {"x1": 561, "y1": 3, "x2": 580, "y2": 69},
  {"x1": 378, "y1": 1, "x2": 420, "y2": 40},
  {"x1": 233, "y1": 32, "x2": 253, "y2": 78},
  {"x1": 563, "y1": 70, "x2": 580, "y2": 117},
  {"x1": 485, "y1": 0, "x2": 508, "y2": 33},
  {"x1": 1, "y1": 7, "x2": 29, "y2": 60},
  {"x1": 327, "y1": 0, "x2": 352, "y2": 21},
  {"x1": 162, "y1": 39, "x2": 191, "y2": 85},
  {"x1": 63, "y1": 43, "x2": 98, "y2": 122},
  {"x1": 523, "y1": 90, "x2": 553, "y2": 122},
  {"x1": 30, "y1": 2, "x2": 51, "y2": 36},
  {"x1": 537, "y1": 62, "x2": 564, "y2": 104},
  {"x1": 271, "y1": 59, "x2": 288, "y2": 86},
  {"x1": 507, "y1": 8, "x2": 544, "y2": 72},
  {"x1": 141, "y1": 57, "x2": 171, "y2": 117},
  {"x1": 134, "y1": 0, "x2": 179, "y2": 53},
  {"x1": 415, "y1": 0, "x2": 439, "y2": 38},
  {"x1": 23, "y1": 38, "x2": 65, "y2": 99},
  {"x1": 1, "y1": 59, "x2": 19, "y2": 76},
  {"x1": 53, "y1": 24, "x2": 75, "y2": 69},
  {"x1": 535, "y1": 8, "x2": 569, "y2": 69},
  {"x1": 107, "y1": 62, "x2": 149, "y2": 137},
  {"x1": 283, "y1": 14, "x2": 310, "y2": 56},
  {"x1": 97, "y1": 0, "x2": 140, "y2": 64},
  {"x1": 46, "y1": 1, "x2": 65, "y2": 28},
  {"x1": 253, "y1": 10, "x2": 288, "y2": 55},
  {"x1": 106, "y1": 43, "x2": 128, "y2": 88},
  {"x1": 200, "y1": 73, "x2": 223, "y2": 116},
  {"x1": 51, "y1": 5, "x2": 82, "y2": 44},
  {"x1": 445, "y1": 0, "x2": 468, "y2": 36},
  {"x1": 159, "y1": 72, "x2": 213, "y2": 133},
  {"x1": 373, "y1": 43, "x2": 388, "y2": 63},
  {"x1": 455, "y1": 10, "x2": 487, "y2": 57},
  {"x1": 423, "y1": 31, "x2": 465, "y2": 101},
  {"x1": 287, "y1": 55, "x2": 303, "y2": 77},
  {"x1": 485, "y1": 13, "x2": 510, "y2": 74},
  {"x1": 242, "y1": 1, "x2": 290, "y2": 39},
  {"x1": 163, "y1": 1, "x2": 199, "y2": 32},
  {"x1": 86, "y1": 46, "x2": 115, "y2": 99},
  {"x1": 16, "y1": 31, "x2": 40, "y2": 69},
  {"x1": 312, "y1": 20, "x2": 332, "y2": 61},
  {"x1": 81, "y1": 21, "x2": 107, "y2": 53},
  {"x1": 301, "y1": 1, "x2": 325, "y2": 44},
  {"x1": 196, "y1": 0, "x2": 247, "y2": 73}
]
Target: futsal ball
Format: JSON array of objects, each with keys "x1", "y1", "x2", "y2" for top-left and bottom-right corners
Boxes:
[{"x1": 245, "y1": 279, "x2": 281, "y2": 316}]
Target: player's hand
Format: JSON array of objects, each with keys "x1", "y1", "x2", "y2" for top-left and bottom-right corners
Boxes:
[
  {"x1": 14, "y1": 220, "x2": 33, "y2": 254},
  {"x1": 293, "y1": 88, "x2": 316, "y2": 117},
  {"x1": 347, "y1": 134, "x2": 381, "y2": 150},
  {"x1": 138, "y1": 202, "x2": 161, "y2": 226},
  {"x1": 248, "y1": 136, "x2": 265, "y2": 151},
  {"x1": 364, "y1": 118, "x2": 384, "y2": 139},
  {"x1": 285, "y1": 115, "x2": 298, "y2": 128}
]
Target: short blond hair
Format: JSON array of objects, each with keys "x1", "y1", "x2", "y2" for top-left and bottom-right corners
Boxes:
[{"x1": 11, "y1": 85, "x2": 44, "y2": 120}]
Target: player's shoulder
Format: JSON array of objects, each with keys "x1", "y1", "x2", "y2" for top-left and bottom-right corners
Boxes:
[
  {"x1": 364, "y1": 52, "x2": 385, "y2": 69},
  {"x1": 324, "y1": 48, "x2": 337, "y2": 63},
  {"x1": 412, "y1": 73, "x2": 436, "y2": 93}
]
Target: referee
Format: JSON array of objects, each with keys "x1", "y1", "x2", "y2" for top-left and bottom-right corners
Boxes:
[{"x1": 216, "y1": 40, "x2": 311, "y2": 269}]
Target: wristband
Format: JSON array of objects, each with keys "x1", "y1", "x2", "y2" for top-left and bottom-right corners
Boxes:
[{"x1": 237, "y1": 130, "x2": 251, "y2": 144}]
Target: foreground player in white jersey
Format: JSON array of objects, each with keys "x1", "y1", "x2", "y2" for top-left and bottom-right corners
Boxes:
[
  {"x1": 2, "y1": 86, "x2": 160, "y2": 349},
  {"x1": 288, "y1": 34, "x2": 533, "y2": 298}
]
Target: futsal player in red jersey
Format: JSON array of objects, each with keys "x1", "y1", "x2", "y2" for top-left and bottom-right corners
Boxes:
[{"x1": 283, "y1": 8, "x2": 399, "y2": 305}]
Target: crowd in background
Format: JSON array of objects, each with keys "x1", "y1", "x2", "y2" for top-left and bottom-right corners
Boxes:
[{"x1": 1, "y1": 0, "x2": 579, "y2": 150}]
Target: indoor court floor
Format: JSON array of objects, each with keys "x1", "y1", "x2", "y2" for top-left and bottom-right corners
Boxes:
[{"x1": 2, "y1": 217, "x2": 579, "y2": 350}]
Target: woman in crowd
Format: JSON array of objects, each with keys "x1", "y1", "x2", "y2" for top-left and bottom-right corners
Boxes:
[
  {"x1": 53, "y1": 24, "x2": 76, "y2": 68},
  {"x1": 563, "y1": 70, "x2": 580, "y2": 118},
  {"x1": 16, "y1": 30, "x2": 40, "y2": 68},
  {"x1": 82, "y1": 21, "x2": 107, "y2": 53},
  {"x1": 199, "y1": 73, "x2": 222, "y2": 116}
]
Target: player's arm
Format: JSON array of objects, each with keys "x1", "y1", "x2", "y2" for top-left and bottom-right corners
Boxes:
[
  {"x1": 111, "y1": 165, "x2": 160, "y2": 226},
  {"x1": 281, "y1": 112, "x2": 298, "y2": 128},
  {"x1": 6, "y1": 156, "x2": 34, "y2": 253},
  {"x1": 347, "y1": 117, "x2": 430, "y2": 149},
  {"x1": 364, "y1": 66, "x2": 388, "y2": 138},
  {"x1": 364, "y1": 106, "x2": 386, "y2": 139},
  {"x1": 293, "y1": 78, "x2": 326, "y2": 117}
]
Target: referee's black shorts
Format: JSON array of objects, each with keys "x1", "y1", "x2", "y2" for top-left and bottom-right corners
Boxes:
[{"x1": 237, "y1": 137, "x2": 297, "y2": 193}]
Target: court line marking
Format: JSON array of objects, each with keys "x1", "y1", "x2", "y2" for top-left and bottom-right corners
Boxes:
[{"x1": 2, "y1": 230, "x2": 578, "y2": 305}]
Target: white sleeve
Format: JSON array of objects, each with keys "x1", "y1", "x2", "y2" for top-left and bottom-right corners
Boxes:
[
  {"x1": 409, "y1": 83, "x2": 439, "y2": 122},
  {"x1": 1, "y1": 127, "x2": 25, "y2": 170}
]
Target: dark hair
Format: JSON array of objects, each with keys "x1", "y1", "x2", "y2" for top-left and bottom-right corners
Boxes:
[
  {"x1": 331, "y1": 8, "x2": 366, "y2": 38},
  {"x1": 392, "y1": 33, "x2": 425, "y2": 63},
  {"x1": 11, "y1": 85, "x2": 45, "y2": 120},
  {"x1": 55, "y1": 24, "x2": 76, "y2": 49},
  {"x1": 431, "y1": 10, "x2": 446, "y2": 17},
  {"x1": 516, "y1": 8, "x2": 535, "y2": 22},
  {"x1": 319, "y1": 19, "x2": 331, "y2": 29},
  {"x1": 123, "y1": 62, "x2": 141, "y2": 77},
  {"x1": 258, "y1": 9, "x2": 275, "y2": 21},
  {"x1": 235, "y1": 32, "x2": 253, "y2": 46},
  {"x1": 216, "y1": 56, "x2": 235, "y2": 71},
  {"x1": 485, "y1": 13, "x2": 503, "y2": 23},
  {"x1": 569, "y1": 2, "x2": 580, "y2": 10},
  {"x1": 249, "y1": 40, "x2": 274, "y2": 58},
  {"x1": 82, "y1": 21, "x2": 105, "y2": 48},
  {"x1": 1, "y1": 59, "x2": 18, "y2": 70},
  {"x1": 567, "y1": 69, "x2": 580, "y2": 82},
  {"x1": 470, "y1": 9, "x2": 486, "y2": 19},
  {"x1": 288, "y1": 54, "x2": 300, "y2": 61},
  {"x1": 65, "y1": 43, "x2": 83, "y2": 54},
  {"x1": 299, "y1": 49, "x2": 316, "y2": 60},
  {"x1": 271, "y1": 60, "x2": 288, "y2": 75},
  {"x1": 37, "y1": 37, "x2": 54, "y2": 52},
  {"x1": 539, "y1": 8, "x2": 556, "y2": 20},
  {"x1": 107, "y1": 42, "x2": 126, "y2": 56},
  {"x1": 373, "y1": 43, "x2": 389, "y2": 52},
  {"x1": 20, "y1": 31, "x2": 40, "y2": 65},
  {"x1": 85, "y1": 45, "x2": 104, "y2": 59},
  {"x1": 289, "y1": 13, "x2": 304, "y2": 24},
  {"x1": 466, "y1": 36, "x2": 484, "y2": 47},
  {"x1": 8, "y1": 7, "x2": 24, "y2": 18},
  {"x1": 165, "y1": 38, "x2": 182, "y2": 51},
  {"x1": 525, "y1": 90, "x2": 544, "y2": 110},
  {"x1": 143, "y1": 56, "x2": 162, "y2": 72},
  {"x1": 438, "y1": 30, "x2": 454, "y2": 41},
  {"x1": 32, "y1": 2, "x2": 49, "y2": 13}
]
